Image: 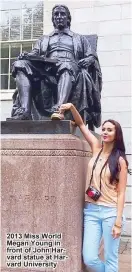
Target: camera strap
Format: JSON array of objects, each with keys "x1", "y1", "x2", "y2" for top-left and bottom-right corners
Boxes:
[
  {"x1": 89, "y1": 148, "x2": 103, "y2": 186},
  {"x1": 99, "y1": 159, "x2": 108, "y2": 191},
  {"x1": 89, "y1": 148, "x2": 109, "y2": 191}
]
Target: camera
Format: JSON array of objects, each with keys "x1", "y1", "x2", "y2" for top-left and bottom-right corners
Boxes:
[{"x1": 86, "y1": 186, "x2": 101, "y2": 201}]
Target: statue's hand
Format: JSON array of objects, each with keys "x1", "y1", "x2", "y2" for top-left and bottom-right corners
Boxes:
[
  {"x1": 17, "y1": 52, "x2": 28, "y2": 60},
  {"x1": 78, "y1": 56, "x2": 95, "y2": 68}
]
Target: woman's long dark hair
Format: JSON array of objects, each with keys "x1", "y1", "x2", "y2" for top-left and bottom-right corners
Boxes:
[{"x1": 102, "y1": 119, "x2": 129, "y2": 184}]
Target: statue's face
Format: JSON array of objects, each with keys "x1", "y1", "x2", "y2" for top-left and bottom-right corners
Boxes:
[{"x1": 53, "y1": 6, "x2": 68, "y2": 29}]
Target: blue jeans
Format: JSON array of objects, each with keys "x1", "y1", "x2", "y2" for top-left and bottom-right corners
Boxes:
[{"x1": 82, "y1": 203, "x2": 125, "y2": 272}]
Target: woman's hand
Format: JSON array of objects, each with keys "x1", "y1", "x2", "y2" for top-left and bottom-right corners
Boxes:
[
  {"x1": 59, "y1": 103, "x2": 77, "y2": 127},
  {"x1": 60, "y1": 103, "x2": 100, "y2": 152},
  {"x1": 111, "y1": 225, "x2": 121, "y2": 239},
  {"x1": 59, "y1": 103, "x2": 72, "y2": 113}
]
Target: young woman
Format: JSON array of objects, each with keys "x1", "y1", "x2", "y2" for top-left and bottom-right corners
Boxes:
[{"x1": 59, "y1": 103, "x2": 129, "y2": 272}]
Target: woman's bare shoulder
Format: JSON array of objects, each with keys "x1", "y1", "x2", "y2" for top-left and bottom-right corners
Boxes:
[{"x1": 118, "y1": 156, "x2": 128, "y2": 170}]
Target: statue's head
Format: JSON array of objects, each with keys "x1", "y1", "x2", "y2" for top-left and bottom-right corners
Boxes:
[{"x1": 52, "y1": 5, "x2": 71, "y2": 29}]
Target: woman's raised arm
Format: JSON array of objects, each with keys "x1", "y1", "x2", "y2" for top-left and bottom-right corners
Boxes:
[{"x1": 59, "y1": 103, "x2": 101, "y2": 153}]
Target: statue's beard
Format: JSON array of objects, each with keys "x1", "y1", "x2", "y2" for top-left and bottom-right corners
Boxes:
[
  {"x1": 54, "y1": 20, "x2": 67, "y2": 30},
  {"x1": 57, "y1": 24, "x2": 65, "y2": 30}
]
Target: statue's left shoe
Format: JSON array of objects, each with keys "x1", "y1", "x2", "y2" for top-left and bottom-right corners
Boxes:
[
  {"x1": 51, "y1": 111, "x2": 64, "y2": 120},
  {"x1": 7, "y1": 111, "x2": 32, "y2": 121}
]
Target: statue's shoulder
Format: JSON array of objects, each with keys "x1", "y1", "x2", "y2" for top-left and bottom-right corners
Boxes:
[
  {"x1": 39, "y1": 34, "x2": 50, "y2": 41},
  {"x1": 71, "y1": 31, "x2": 84, "y2": 40}
]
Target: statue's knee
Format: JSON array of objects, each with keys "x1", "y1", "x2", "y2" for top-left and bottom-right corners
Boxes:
[
  {"x1": 60, "y1": 69, "x2": 74, "y2": 82},
  {"x1": 63, "y1": 69, "x2": 71, "y2": 76},
  {"x1": 13, "y1": 60, "x2": 25, "y2": 68}
]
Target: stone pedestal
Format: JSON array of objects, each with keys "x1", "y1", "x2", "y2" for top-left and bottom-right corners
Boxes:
[{"x1": 1, "y1": 130, "x2": 91, "y2": 272}]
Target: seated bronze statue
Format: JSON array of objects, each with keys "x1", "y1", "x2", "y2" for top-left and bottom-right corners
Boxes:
[{"x1": 11, "y1": 5, "x2": 102, "y2": 130}]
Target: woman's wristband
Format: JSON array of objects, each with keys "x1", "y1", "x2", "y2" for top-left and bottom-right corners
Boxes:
[{"x1": 114, "y1": 223, "x2": 122, "y2": 228}]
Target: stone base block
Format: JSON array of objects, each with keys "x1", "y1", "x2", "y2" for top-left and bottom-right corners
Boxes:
[{"x1": 1, "y1": 134, "x2": 91, "y2": 272}]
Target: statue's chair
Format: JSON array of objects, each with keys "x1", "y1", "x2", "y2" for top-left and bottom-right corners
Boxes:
[
  {"x1": 82, "y1": 34, "x2": 98, "y2": 130},
  {"x1": 85, "y1": 34, "x2": 98, "y2": 52}
]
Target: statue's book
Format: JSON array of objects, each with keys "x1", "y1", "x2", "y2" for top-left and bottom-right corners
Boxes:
[{"x1": 24, "y1": 55, "x2": 57, "y2": 64}]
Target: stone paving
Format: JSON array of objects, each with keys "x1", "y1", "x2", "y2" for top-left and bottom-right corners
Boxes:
[
  {"x1": 98, "y1": 237, "x2": 131, "y2": 272},
  {"x1": 119, "y1": 238, "x2": 131, "y2": 272},
  {"x1": 83, "y1": 237, "x2": 131, "y2": 272}
]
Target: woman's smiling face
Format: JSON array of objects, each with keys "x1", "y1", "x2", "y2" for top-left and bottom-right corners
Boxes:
[{"x1": 101, "y1": 121, "x2": 116, "y2": 143}]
